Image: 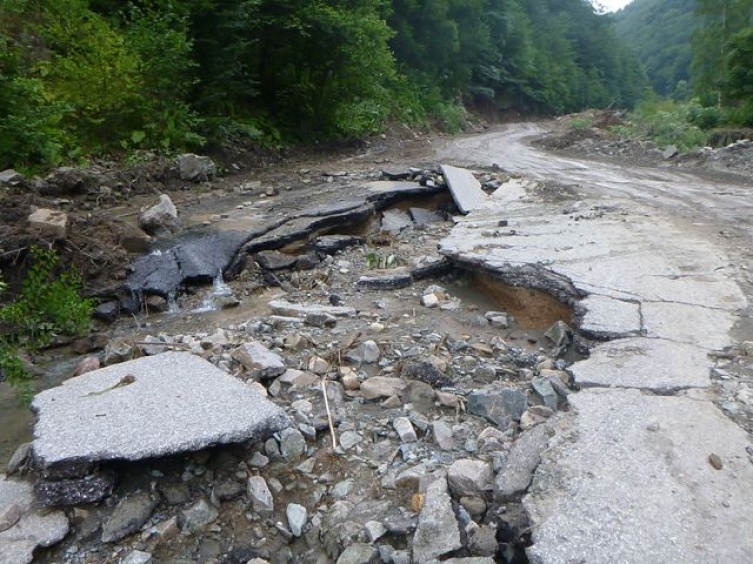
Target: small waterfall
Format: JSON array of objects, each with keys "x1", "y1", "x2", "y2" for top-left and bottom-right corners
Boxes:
[
  {"x1": 192, "y1": 271, "x2": 232, "y2": 313},
  {"x1": 167, "y1": 291, "x2": 180, "y2": 314}
]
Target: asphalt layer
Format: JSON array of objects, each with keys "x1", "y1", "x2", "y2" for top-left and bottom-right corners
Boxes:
[{"x1": 438, "y1": 125, "x2": 753, "y2": 563}]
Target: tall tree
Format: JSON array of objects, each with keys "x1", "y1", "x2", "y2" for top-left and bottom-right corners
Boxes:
[{"x1": 693, "y1": 0, "x2": 753, "y2": 106}]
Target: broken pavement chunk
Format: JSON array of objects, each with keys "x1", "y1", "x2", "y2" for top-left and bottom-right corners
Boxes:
[
  {"x1": 32, "y1": 352, "x2": 290, "y2": 476},
  {"x1": 440, "y1": 165, "x2": 487, "y2": 214}
]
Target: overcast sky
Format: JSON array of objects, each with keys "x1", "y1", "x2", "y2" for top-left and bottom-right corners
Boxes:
[{"x1": 591, "y1": 0, "x2": 634, "y2": 13}]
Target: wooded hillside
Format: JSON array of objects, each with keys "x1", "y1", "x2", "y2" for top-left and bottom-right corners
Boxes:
[
  {"x1": 614, "y1": 0, "x2": 697, "y2": 98},
  {"x1": 0, "y1": 0, "x2": 645, "y2": 169}
]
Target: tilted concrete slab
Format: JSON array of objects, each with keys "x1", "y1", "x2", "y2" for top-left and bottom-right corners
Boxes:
[
  {"x1": 524, "y1": 389, "x2": 753, "y2": 564},
  {"x1": 572, "y1": 337, "x2": 712, "y2": 390},
  {"x1": 440, "y1": 165, "x2": 487, "y2": 214},
  {"x1": 32, "y1": 352, "x2": 289, "y2": 473}
]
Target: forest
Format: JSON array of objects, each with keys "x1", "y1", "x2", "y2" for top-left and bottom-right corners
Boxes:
[
  {"x1": 615, "y1": 0, "x2": 753, "y2": 122},
  {"x1": 1, "y1": 0, "x2": 645, "y2": 169},
  {"x1": 2, "y1": 0, "x2": 753, "y2": 172}
]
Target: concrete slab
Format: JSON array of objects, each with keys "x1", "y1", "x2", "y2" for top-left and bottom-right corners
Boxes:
[
  {"x1": 0, "y1": 476, "x2": 69, "y2": 563},
  {"x1": 524, "y1": 389, "x2": 753, "y2": 564},
  {"x1": 572, "y1": 337, "x2": 711, "y2": 390},
  {"x1": 578, "y1": 295, "x2": 642, "y2": 339},
  {"x1": 32, "y1": 352, "x2": 289, "y2": 473},
  {"x1": 642, "y1": 300, "x2": 737, "y2": 350},
  {"x1": 440, "y1": 165, "x2": 486, "y2": 214}
]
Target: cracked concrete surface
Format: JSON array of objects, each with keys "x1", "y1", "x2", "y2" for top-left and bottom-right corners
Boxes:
[{"x1": 439, "y1": 126, "x2": 753, "y2": 562}]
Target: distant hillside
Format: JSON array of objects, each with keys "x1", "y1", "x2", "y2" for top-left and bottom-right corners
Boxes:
[{"x1": 614, "y1": 0, "x2": 698, "y2": 97}]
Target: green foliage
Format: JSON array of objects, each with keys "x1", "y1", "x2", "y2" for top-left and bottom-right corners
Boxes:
[
  {"x1": 685, "y1": 102, "x2": 725, "y2": 130},
  {"x1": 614, "y1": 0, "x2": 699, "y2": 97},
  {"x1": 617, "y1": 100, "x2": 708, "y2": 150},
  {"x1": 0, "y1": 247, "x2": 93, "y2": 348},
  {"x1": 1, "y1": 0, "x2": 648, "y2": 166},
  {"x1": 0, "y1": 247, "x2": 93, "y2": 396},
  {"x1": 569, "y1": 116, "x2": 595, "y2": 130}
]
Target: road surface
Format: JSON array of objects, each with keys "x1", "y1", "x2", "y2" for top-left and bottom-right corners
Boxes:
[{"x1": 438, "y1": 124, "x2": 753, "y2": 563}]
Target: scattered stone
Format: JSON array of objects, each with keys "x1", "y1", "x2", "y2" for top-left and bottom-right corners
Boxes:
[
  {"x1": 544, "y1": 320, "x2": 572, "y2": 351},
  {"x1": 101, "y1": 491, "x2": 157, "y2": 543},
  {"x1": 232, "y1": 342, "x2": 286, "y2": 380},
  {"x1": 27, "y1": 208, "x2": 68, "y2": 240},
  {"x1": 268, "y1": 299, "x2": 356, "y2": 318},
  {"x1": 467, "y1": 385, "x2": 528, "y2": 427},
  {"x1": 138, "y1": 194, "x2": 180, "y2": 236},
  {"x1": 393, "y1": 417, "x2": 418, "y2": 443},
  {"x1": 432, "y1": 421, "x2": 456, "y2": 450},
  {"x1": 520, "y1": 405, "x2": 554, "y2": 430},
  {"x1": 358, "y1": 272, "x2": 413, "y2": 290},
  {"x1": 485, "y1": 311, "x2": 510, "y2": 329},
  {"x1": 312, "y1": 235, "x2": 364, "y2": 254},
  {"x1": 365, "y1": 520, "x2": 387, "y2": 542},
  {"x1": 286, "y1": 503, "x2": 307, "y2": 537},
  {"x1": 346, "y1": 340, "x2": 381, "y2": 364},
  {"x1": 531, "y1": 377, "x2": 558, "y2": 410},
  {"x1": 495, "y1": 424, "x2": 551, "y2": 501},
  {"x1": 255, "y1": 250, "x2": 297, "y2": 271},
  {"x1": 381, "y1": 209, "x2": 413, "y2": 234},
  {"x1": 708, "y1": 453, "x2": 723, "y2": 470},
  {"x1": 122, "y1": 550, "x2": 153, "y2": 564},
  {"x1": 280, "y1": 428, "x2": 306, "y2": 462},
  {"x1": 459, "y1": 496, "x2": 487, "y2": 517},
  {"x1": 336, "y1": 543, "x2": 379, "y2": 564},
  {"x1": 7, "y1": 443, "x2": 33, "y2": 476},
  {"x1": 177, "y1": 153, "x2": 216, "y2": 182},
  {"x1": 0, "y1": 169, "x2": 23, "y2": 185},
  {"x1": 409, "y1": 207, "x2": 444, "y2": 225},
  {"x1": 412, "y1": 478, "x2": 462, "y2": 562},
  {"x1": 401, "y1": 360, "x2": 453, "y2": 388},
  {"x1": 248, "y1": 476, "x2": 274, "y2": 515},
  {"x1": 178, "y1": 498, "x2": 219, "y2": 534},
  {"x1": 360, "y1": 377, "x2": 408, "y2": 400},
  {"x1": 308, "y1": 356, "x2": 330, "y2": 375},
  {"x1": 447, "y1": 459, "x2": 493, "y2": 497}
]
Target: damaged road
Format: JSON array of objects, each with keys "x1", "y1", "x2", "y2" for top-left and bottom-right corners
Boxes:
[{"x1": 441, "y1": 124, "x2": 753, "y2": 563}]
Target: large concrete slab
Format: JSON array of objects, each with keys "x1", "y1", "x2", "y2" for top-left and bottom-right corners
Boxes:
[
  {"x1": 32, "y1": 352, "x2": 289, "y2": 472},
  {"x1": 572, "y1": 337, "x2": 712, "y2": 390},
  {"x1": 524, "y1": 389, "x2": 753, "y2": 564},
  {"x1": 440, "y1": 165, "x2": 487, "y2": 214}
]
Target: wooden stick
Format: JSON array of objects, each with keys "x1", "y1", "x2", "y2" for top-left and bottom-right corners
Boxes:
[{"x1": 322, "y1": 377, "x2": 338, "y2": 449}]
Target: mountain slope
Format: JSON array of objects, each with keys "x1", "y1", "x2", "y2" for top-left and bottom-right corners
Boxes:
[{"x1": 614, "y1": 0, "x2": 698, "y2": 96}]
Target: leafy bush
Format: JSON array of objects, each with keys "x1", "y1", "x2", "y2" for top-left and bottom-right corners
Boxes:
[
  {"x1": 686, "y1": 103, "x2": 724, "y2": 130},
  {"x1": 0, "y1": 247, "x2": 93, "y2": 396},
  {"x1": 618, "y1": 100, "x2": 707, "y2": 151}
]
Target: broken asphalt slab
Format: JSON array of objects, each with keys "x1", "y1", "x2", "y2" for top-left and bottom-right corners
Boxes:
[
  {"x1": 524, "y1": 389, "x2": 753, "y2": 564},
  {"x1": 0, "y1": 477, "x2": 69, "y2": 564},
  {"x1": 32, "y1": 352, "x2": 290, "y2": 476},
  {"x1": 126, "y1": 180, "x2": 447, "y2": 299},
  {"x1": 440, "y1": 164, "x2": 487, "y2": 214},
  {"x1": 439, "y1": 177, "x2": 751, "y2": 561}
]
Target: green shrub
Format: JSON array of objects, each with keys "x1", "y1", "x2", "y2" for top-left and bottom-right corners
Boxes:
[
  {"x1": 0, "y1": 247, "x2": 93, "y2": 347},
  {"x1": 0, "y1": 247, "x2": 93, "y2": 396},
  {"x1": 686, "y1": 103, "x2": 724, "y2": 130},
  {"x1": 617, "y1": 100, "x2": 708, "y2": 151}
]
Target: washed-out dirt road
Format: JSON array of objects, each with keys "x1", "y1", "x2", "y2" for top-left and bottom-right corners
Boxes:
[{"x1": 438, "y1": 123, "x2": 753, "y2": 562}]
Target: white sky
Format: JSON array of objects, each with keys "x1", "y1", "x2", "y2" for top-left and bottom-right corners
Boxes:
[{"x1": 591, "y1": 0, "x2": 634, "y2": 13}]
